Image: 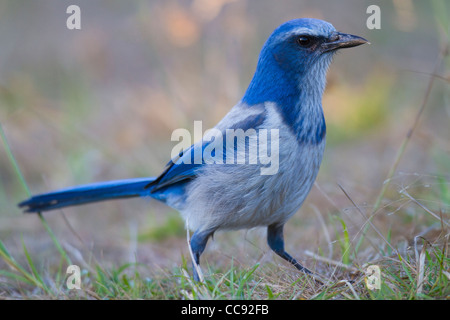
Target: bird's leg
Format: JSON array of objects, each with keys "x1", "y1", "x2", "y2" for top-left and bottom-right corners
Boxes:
[
  {"x1": 190, "y1": 229, "x2": 213, "y2": 282},
  {"x1": 267, "y1": 223, "x2": 312, "y2": 274}
]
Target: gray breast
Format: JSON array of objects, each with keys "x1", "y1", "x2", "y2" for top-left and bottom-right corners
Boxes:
[{"x1": 179, "y1": 102, "x2": 326, "y2": 233}]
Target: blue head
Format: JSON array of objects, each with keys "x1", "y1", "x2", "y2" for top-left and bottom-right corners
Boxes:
[{"x1": 242, "y1": 18, "x2": 367, "y2": 144}]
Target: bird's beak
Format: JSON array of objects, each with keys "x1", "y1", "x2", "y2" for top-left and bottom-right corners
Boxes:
[{"x1": 322, "y1": 32, "x2": 369, "y2": 52}]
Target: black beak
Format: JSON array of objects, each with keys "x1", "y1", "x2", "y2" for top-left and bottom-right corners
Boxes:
[{"x1": 322, "y1": 32, "x2": 369, "y2": 52}]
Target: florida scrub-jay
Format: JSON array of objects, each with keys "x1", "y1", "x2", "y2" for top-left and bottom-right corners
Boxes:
[{"x1": 19, "y1": 18, "x2": 368, "y2": 281}]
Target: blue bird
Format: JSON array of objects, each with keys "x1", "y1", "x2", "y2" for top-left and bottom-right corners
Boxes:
[{"x1": 18, "y1": 18, "x2": 367, "y2": 281}]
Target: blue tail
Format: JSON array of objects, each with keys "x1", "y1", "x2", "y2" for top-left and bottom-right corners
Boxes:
[{"x1": 18, "y1": 177, "x2": 156, "y2": 213}]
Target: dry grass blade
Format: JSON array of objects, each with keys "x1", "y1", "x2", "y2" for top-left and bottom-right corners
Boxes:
[
  {"x1": 372, "y1": 44, "x2": 449, "y2": 213},
  {"x1": 337, "y1": 279, "x2": 360, "y2": 300},
  {"x1": 311, "y1": 205, "x2": 333, "y2": 260},
  {"x1": 185, "y1": 219, "x2": 205, "y2": 284},
  {"x1": 443, "y1": 271, "x2": 450, "y2": 280},
  {"x1": 304, "y1": 250, "x2": 358, "y2": 272},
  {"x1": 337, "y1": 183, "x2": 413, "y2": 269},
  {"x1": 415, "y1": 239, "x2": 428, "y2": 296},
  {"x1": 400, "y1": 189, "x2": 450, "y2": 227},
  {"x1": 180, "y1": 269, "x2": 212, "y2": 300}
]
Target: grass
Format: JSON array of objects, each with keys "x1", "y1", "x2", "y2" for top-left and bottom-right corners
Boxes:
[
  {"x1": 0, "y1": 176, "x2": 448, "y2": 301},
  {"x1": 1, "y1": 125, "x2": 448, "y2": 299},
  {"x1": 0, "y1": 1, "x2": 449, "y2": 300}
]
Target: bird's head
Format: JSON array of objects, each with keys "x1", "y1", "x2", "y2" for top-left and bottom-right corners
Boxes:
[
  {"x1": 242, "y1": 18, "x2": 368, "y2": 144},
  {"x1": 243, "y1": 18, "x2": 368, "y2": 106},
  {"x1": 262, "y1": 18, "x2": 367, "y2": 74}
]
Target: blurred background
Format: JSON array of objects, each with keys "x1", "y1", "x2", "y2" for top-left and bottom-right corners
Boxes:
[{"x1": 0, "y1": 0, "x2": 448, "y2": 286}]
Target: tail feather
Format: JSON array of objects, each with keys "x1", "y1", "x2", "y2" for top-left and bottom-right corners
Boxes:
[{"x1": 18, "y1": 177, "x2": 156, "y2": 213}]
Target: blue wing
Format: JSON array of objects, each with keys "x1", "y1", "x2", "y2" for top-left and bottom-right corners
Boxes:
[{"x1": 147, "y1": 104, "x2": 266, "y2": 192}]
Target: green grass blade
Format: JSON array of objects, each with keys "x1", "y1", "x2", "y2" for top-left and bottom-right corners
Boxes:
[
  {"x1": 21, "y1": 236, "x2": 51, "y2": 294},
  {"x1": 0, "y1": 123, "x2": 31, "y2": 195},
  {"x1": 0, "y1": 269, "x2": 35, "y2": 286},
  {"x1": 0, "y1": 239, "x2": 47, "y2": 289},
  {"x1": 0, "y1": 122, "x2": 71, "y2": 265}
]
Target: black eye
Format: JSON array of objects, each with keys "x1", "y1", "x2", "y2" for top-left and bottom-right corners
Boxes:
[{"x1": 296, "y1": 36, "x2": 313, "y2": 47}]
